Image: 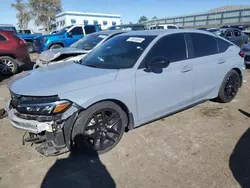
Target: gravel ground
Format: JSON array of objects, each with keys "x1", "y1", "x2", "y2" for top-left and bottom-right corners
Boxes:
[{"x1": 0, "y1": 54, "x2": 250, "y2": 188}]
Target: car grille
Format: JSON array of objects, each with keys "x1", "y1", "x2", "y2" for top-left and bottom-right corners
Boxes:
[
  {"x1": 10, "y1": 91, "x2": 59, "y2": 109},
  {"x1": 33, "y1": 39, "x2": 41, "y2": 47},
  {"x1": 245, "y1": 55, "x2": 250, "y2": 62}
]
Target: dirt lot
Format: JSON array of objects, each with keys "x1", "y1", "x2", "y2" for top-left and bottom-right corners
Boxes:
[{"x1": 0, "y1": 54, "x2": 250, "y2": 188}]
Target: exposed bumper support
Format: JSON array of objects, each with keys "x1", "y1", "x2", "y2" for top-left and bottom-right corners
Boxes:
[{"x1": 5, "y1": 100, "x2": 81, "y2": 156}]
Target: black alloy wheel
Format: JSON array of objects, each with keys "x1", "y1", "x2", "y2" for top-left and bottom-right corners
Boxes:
[
  {"x1": 224, "y1": 73, "x2": 239, "y2": 100},
  {"x1": 72, "y1": 101, "x2": 127, "y2": 154},
  {"x1": 217, "y1": 70, "x2": 240, "y2": 103},
  {"x1": 84, "y1": 109, "x2": 123, "y2": 152}
]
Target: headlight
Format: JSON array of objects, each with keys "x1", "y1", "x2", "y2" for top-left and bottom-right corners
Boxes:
[{"x1": 16, "y1": 100, "x2": 71, "y2": 115}]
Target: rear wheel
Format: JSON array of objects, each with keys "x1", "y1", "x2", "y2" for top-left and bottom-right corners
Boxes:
[
  {"x1": 217, "y1": 70, "x2": 240, "y2": 103},
  {"x1": 0, "y1": 56, "x2": 18, "y2": 76},
  {"x1": 72, "y1": 101, "x2": 127, "y2": 154},
  {"x1": 50, "y1": 44, "x2": 63, "y2": 49}
]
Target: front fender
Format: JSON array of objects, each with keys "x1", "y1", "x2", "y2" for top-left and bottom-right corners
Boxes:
[{"x1": 59, "y1": 79, "x2": 138, "y2": 125}]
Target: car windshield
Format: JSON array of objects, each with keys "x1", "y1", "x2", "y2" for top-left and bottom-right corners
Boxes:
[
  {"x1": 70, "y1": 33, "x2": 108, "y2": 50},
  {"x1": 79, "y1": 35, "x2": 156, "y2": 69},
  {"x1": 57, "y1": 25, "x2": 72, "y2": 34},
  {"x1": 214, "y1": 29, "x2": 227, "y2": 37}
]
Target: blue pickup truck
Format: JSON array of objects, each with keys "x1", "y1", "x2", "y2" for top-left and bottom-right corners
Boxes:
[{"x1": 33, "y1": 25, "x2": 101, "y2": 53}]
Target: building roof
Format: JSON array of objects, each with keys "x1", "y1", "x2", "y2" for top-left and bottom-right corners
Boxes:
[
  {"x1": 56, "y1": 11, "x2": 121, "y2": 19},
  {"x1": 209, "y1": 5, "x2": 250, "y2": 12}
]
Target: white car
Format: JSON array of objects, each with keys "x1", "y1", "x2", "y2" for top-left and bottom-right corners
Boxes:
[{"x1": 149, "y1": 24, "x2": 179, "y2": 30}]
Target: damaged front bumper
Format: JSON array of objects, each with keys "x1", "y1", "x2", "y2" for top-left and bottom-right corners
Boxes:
[{"x1": 5, "y1": 100, "x2": 82, "y2": 156}]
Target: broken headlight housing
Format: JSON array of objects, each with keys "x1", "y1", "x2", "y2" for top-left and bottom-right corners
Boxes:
[{"x1": 16, "y1": 100, "x2": 71, "y2": 116}]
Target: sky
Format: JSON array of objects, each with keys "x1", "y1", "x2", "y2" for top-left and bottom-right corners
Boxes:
[{"x1": 1, "y1": 0, "x2": 250, "y2": 31}]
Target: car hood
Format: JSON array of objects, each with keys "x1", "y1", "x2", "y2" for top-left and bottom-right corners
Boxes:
[
  {"x1": 9, "y1": 62, "x2": 119, "y2": 96},
  {"x1": 39, "y1": 48, "x2": 90, "y2": 62}
]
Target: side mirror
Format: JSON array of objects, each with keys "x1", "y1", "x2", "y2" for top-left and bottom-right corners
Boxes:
[
  {"x1": 147, "y1": 56, "x2": 170, "y2": 70},
  {"x1": 67, "y1": 32, "x2": 72, "y2": 37}
]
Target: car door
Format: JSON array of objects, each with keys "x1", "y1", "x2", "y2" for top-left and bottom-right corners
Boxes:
[
  {"x1": 67, "y1": 26, "x2": 84, "y2": 46},
  {"x1": 187, "y1": 33, "x2": 227, "y2": 101},
  {"x1": 135, "y1": 33, "x2": 195, "y2": 123}
]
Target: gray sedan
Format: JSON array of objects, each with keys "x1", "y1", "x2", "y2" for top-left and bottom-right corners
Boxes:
[
  {"x1": 6, "y1": 30, "x2": 244, "y2": 156},
  {"x1": 214, "y1": 28, "x2": 249, "y2": 48}
]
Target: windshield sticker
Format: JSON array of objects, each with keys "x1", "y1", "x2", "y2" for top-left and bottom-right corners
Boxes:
[
  {"x1": 98, "y1": 35, "x2": 107, "y2": 39},
  {"x1": 126, "y1": 37, "x2": 145, "y2": 43}
]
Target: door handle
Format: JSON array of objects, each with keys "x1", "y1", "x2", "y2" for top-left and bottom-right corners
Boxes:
[
  {"x1": 218, "y1": 58, "x2": 226, "y2": 64},
  {"x1": 181, "y1": 66, "x2": 193, "y2": 73}
]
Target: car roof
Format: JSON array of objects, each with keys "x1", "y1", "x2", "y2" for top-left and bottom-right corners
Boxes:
[
  {"x1": 95, "y1": 30, "x2": 128, "y2": 36},
  {"x1": 118, "y1": 29, "x2": 217, "y2": 37},
  {"x1": 115, "y1": 24, "x2": 145, "y2": 27},
  {"x1": 219, "y1": 28, "x2": 241, "y2": 32}
]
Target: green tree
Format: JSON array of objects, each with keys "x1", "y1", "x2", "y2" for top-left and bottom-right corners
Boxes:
[
  {"x1": 11, "y1": 0, "x2": 31, "y2": 29},
  {"x1": 138, "y1": 16, "x2": 148, "y2": 24},
  {"x1": 152, "y1": 16, "x2": 158, "y2": 20},
  {"x1": 28, "y1": 0, "x2": 62, "y2": 31}
]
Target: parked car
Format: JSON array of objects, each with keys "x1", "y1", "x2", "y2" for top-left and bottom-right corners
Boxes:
[
  {"x1": 0, "y1": 24, "x2": 17, "y2": 34},
  {"x1": 149, "y1": 24, "x2": 179, "y2": 30},
  {"x1": 33, "y1": 25, "x2": 101, "y2": 53},
  {"x1": 213, "y1": 28, "x2": 249, "y2": 48},
  {"x1": 0, "y1": 30, "x2": 30, "y2": 75},
  {"x1": 50, "y1": 30, "x2": 58, "y2": 35},
  {"x1": 242, "y1": 42, "x2": 250, "y2": 66},
  {"x1": 33, "y1": 30, "x2": 127, "y2": 68},
  {"x1": 18, "y1": 32, "x2": 42, "y2": 53},
  {"x1": 107, "y1": 24, "x2": 146, "y2": 31},
  {"x1": 5, "y1": 30, "x2": 244, "y2": 156},
  {"x1": 18, "y1": 29, "x2": 35, "y2": 34}
]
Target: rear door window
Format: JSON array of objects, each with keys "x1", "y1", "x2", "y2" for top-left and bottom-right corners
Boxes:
[
  {"x1": 145, "y1": 33, "x2": 187, "y2": 64},
  {"x1": 233, "y1": 30, "x2": 241, "y2": 37},
  {"x1": 84, "y1": 26, "x2": 97, "y2": 34},
  {"x1": 71, "y1": 27, "x2": 83, "y2": 35},
  {"x1": 167, "y1": 25, "x2": 177, "y2": 29},
  {"x1": 190, "y1": 33, "x2": 218, "y2": 57}
]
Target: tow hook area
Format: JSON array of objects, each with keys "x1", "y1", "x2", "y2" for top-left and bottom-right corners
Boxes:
[{"x1": 22, "y1": 112, "x2": 79, "y2": 156}]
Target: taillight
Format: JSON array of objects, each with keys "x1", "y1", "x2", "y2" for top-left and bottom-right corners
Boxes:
[
  {"x1": 19, "y1": 40, "x2": 26, "y2": 45},
  {"x1": 239, "y1": 50, "x2": 245, "y2": 58}
]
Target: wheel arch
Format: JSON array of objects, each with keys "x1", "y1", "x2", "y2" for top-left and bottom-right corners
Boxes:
[
  {"x1": 81, "y1": 98, "x2": 135, "y2": 131},
  {"x1": 0, "y1": 54, "x2": 16, "y2": 59},
  {"x1": 49, "y1": 42, "x2": 65, "y2": 49}
]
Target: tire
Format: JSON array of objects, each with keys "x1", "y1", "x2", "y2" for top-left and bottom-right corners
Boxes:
[
  {"x1": 72, "y1": 101, "x2": 128, "y2": 155},
  {"x1": 0, "y1": 56, "x2": 18, "y2": 76},
  {"x1": 217, "y1": 70, "x2": 240, "y2": 103},
  {"x1": 49, "y1": 44, "x2": 63, "y2": 49},
  {"x1": 27, "y1": 42, "x2": 34, "y2": 53}
]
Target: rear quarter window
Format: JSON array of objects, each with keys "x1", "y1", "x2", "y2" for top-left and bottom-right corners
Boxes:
[
  {"x1": 190, "y1": 33, "x2": 218, "y2": 57},
  {"x1": 215, "y1": 37, "x2": 232, "y2": 53}
]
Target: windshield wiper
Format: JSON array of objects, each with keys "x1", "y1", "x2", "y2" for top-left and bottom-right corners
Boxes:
[{"x1": 84, "y1": 64, "x2": 97, "y2": 68}]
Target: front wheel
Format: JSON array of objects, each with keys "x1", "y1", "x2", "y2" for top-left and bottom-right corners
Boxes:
[
  {"x1": 72, "y1": 101, "x2": 127, "y2": 154},
  {"x1": 217, "y1": 70, "x2": 240, "y2": 103}
]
